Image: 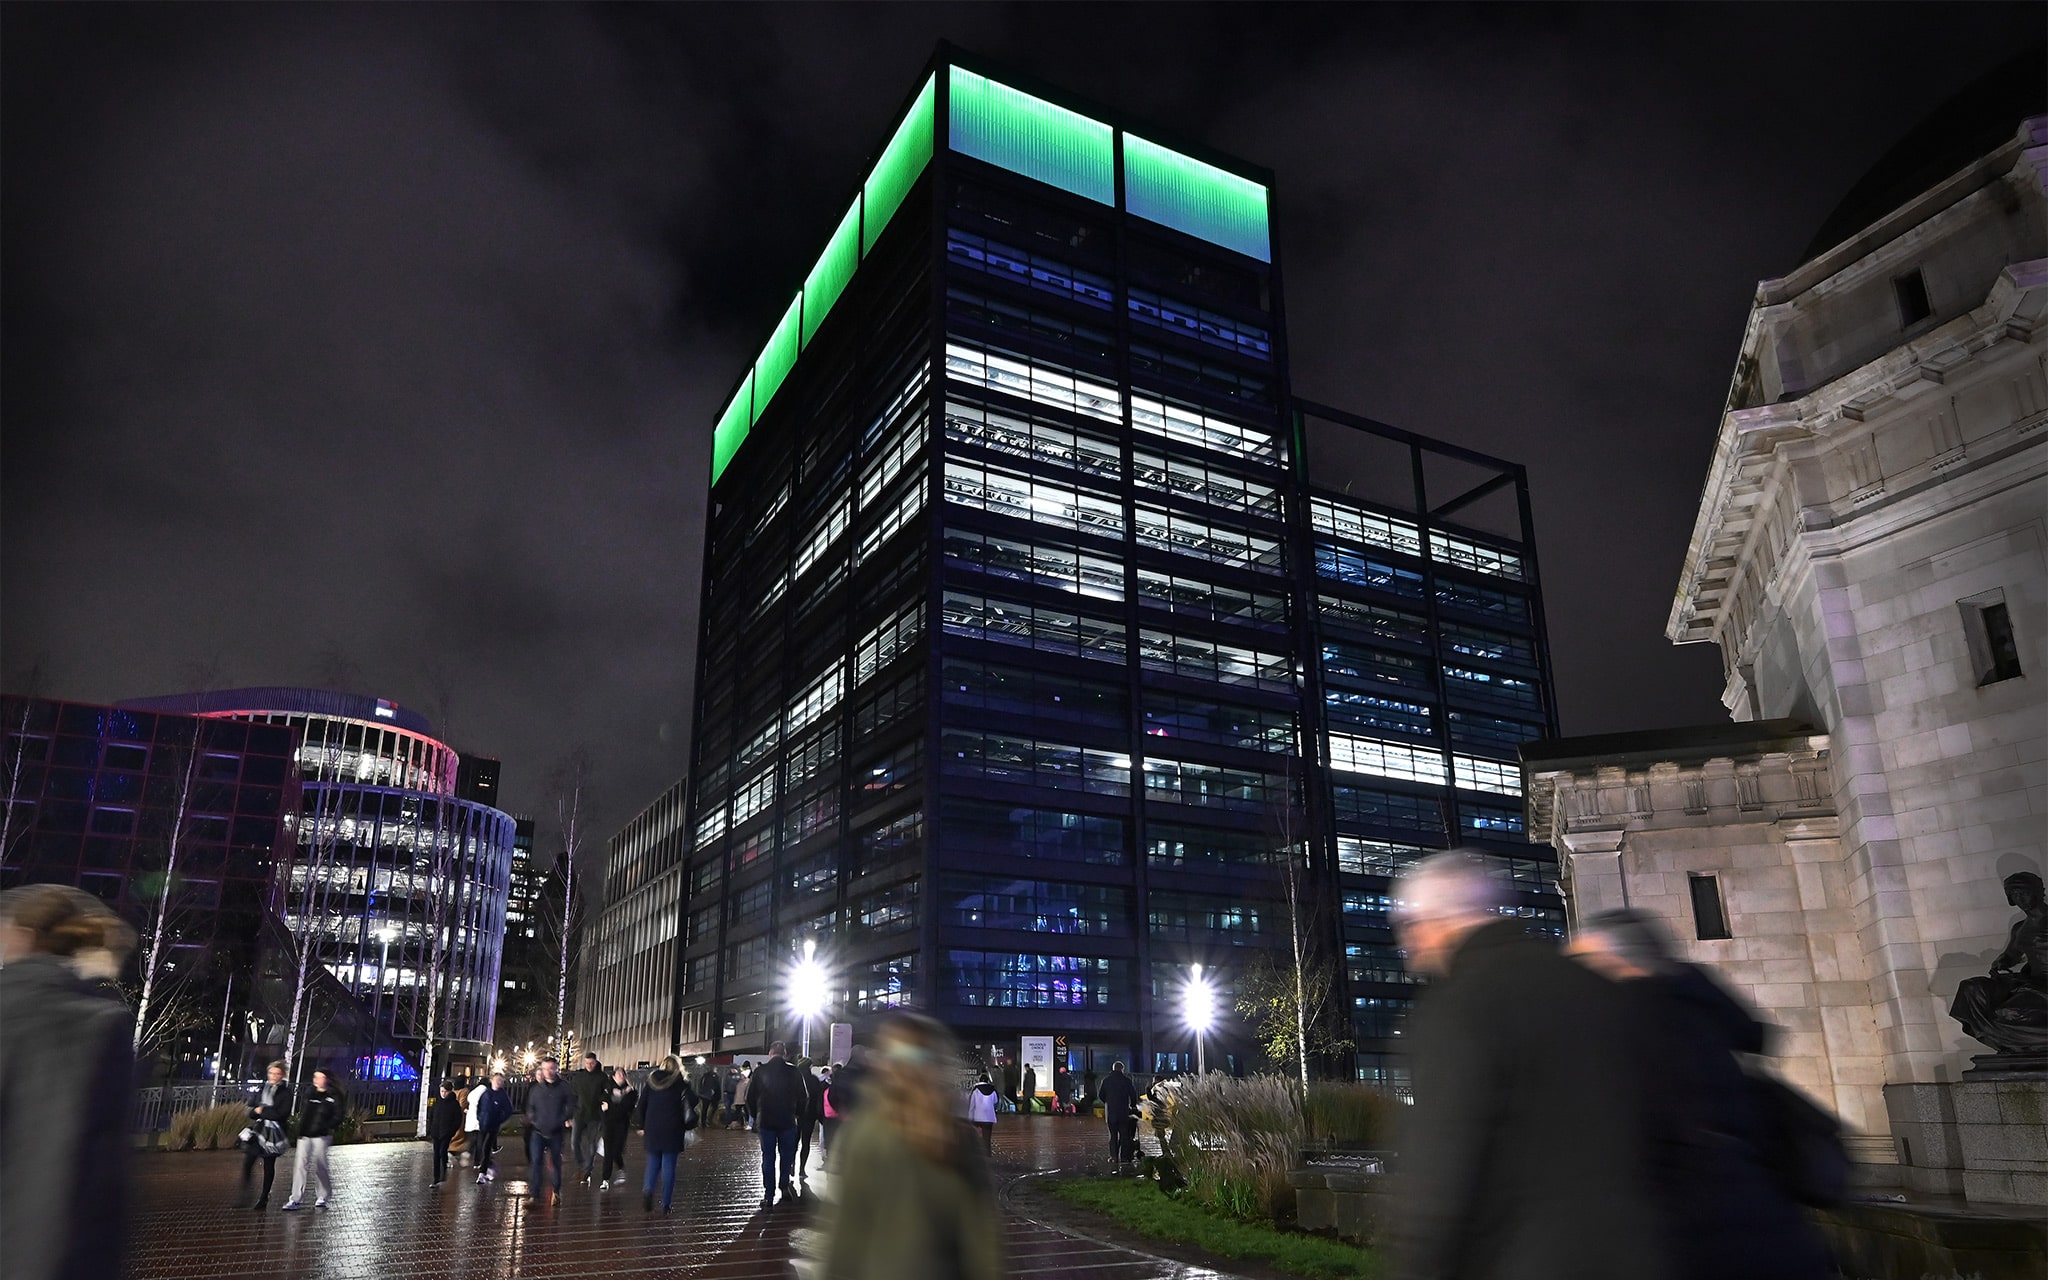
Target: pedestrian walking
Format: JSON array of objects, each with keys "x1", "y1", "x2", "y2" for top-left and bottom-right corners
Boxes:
[
  {"x1": 568, "y1": 1052, "x2": 606, "y2": 1185},
  {"x1": 637, "y1": 1055, "x2": 694, "y2": 1213},
  {"x1": 696, "y1": 1063, "x2": 721, "y2": 1124},
  {"x1": 282, "y1": 1070, "x2": 344, "y2": 1209},
  {"x1": 820, "y1": 1063, "x2": 845, "y2": 1155},
  {"x1": 0, "y1": 884, "x2": 138, "y2": 1280},
  {"x1": 524, "y1": 1056, "x2": 573, "y2": 1202},
  {"x1": 721, "y1": 1066, "x2": 739, "y2": 1127},
  {"x1": 428, "y1": 1080, "x2": 464, "y2": 1186},
  {"x1": 1053, "y1": 1066, "x2": 1074, "y2": 1115},
  {"x1": 797, "y1": 1059, "x2": 825, "y2": 1177},
  {"x1": 465, "y1": 1074, "x2": 486, "y2": 1166},
  {"x1": 734, "y1": 1064, "x2": 754, "y2": 1130},
  {"x1": 1097, "y1": 1061, "x2": 1138, "y2": 1167},
  {"x1": 748, "y1": 1041, "x2": 806, "y2": 1206},
  {"x1": 965, "y1": 1073, "x2": 999, "y2": 1155},
  {"x1": 239, "y1": 1060, "x2": 294, "y2": 1210},
  {"x1": 599, "y1": 1066, "x2": 637, "y2": 1187},
  {"x1": 472, "y1": 1071, "x2": 512, "y2": 1183},
  {"x1": 1020, "y1": 1063, "x2": 1037, "y2": 1114},
  {"x1": 1570, "y1": 910, "x2": 1834, "y2": 1280},
  {"x1": 1387, "y1": 853, "x2": 1663, "y2": 1280},
  {"x1": 813, "y1": 1012, "x2": 1003, "y2": 1280}
]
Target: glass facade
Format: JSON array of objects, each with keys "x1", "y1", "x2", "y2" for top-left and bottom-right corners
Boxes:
[
  {"x1": 580, "y1": 779, "x2": 687, "y2": 1067},
  {"x1": 665, "y1": 51, "x2": 1560, "y2": 1078}
]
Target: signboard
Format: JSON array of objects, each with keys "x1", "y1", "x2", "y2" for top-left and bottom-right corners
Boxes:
[
  {"x1": 1020, "y1": 1035, "x2": 1055, "y2": 1102},
  {"x1": 829, "y1": 1022, "x2": 853, "y2": 1067}
]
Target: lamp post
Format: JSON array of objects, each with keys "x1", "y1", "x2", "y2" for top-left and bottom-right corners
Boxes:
[
  {"x1": 791, "y1": 938, "x2": 828, "y2": 1061},
  {"x1": 1183, "y1": 963, "x2": 1216, "y2": 1076}
]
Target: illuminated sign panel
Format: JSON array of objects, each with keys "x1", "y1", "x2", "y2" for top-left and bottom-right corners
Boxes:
[
  {"x1": 804, "y1": 197, "x2": 862, "y2": 347},
  {"x1": 947, "y1": 66, "x2": 1114, "y2": 206},
  {"x1": 752, "y1": 294, "x2": 803, "y2": 424},
  {"x1": 1123, "y1": 134, "x2": 1270, "y2": 263},
  {"x1": 712, "y1": 372, "x2": 752, "y2": 484},
  {"x1": 863, "y1": 74, "x2": 937, "y2": 253}
]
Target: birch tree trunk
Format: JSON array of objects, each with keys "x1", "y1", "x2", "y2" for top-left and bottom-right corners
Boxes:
[
  {"x1": 415, "y1": 800, "x2": 455, "y2": 1137},
  {"x1": 135, "y1": 713, "x2": 206, "y2": 1056}
]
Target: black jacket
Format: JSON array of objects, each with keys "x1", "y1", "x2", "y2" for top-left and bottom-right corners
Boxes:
[
  {"x1": 297, "y1": 1087, "x2": 345, "y2": 1139},
  {"x1": 1097, "y1": 1071, "x2": 1137, "y2": 1124},
  {"x1": 748, "y1": 1056, "x2": 807, "y2": 1130},
  {"x1": 1391, "y1": 920, "x2": 1663, "y2": 1280},
  {"x1": 427, "y1": 1093, "x2": 464, "y2": 1141},
  {"x1": 696, "y1": 1069, "x2": 721, "y2": 1106},
  {"x1": 247, "y1": 1079, "x2": 293, "y2": 1125},
  {"x1": 474, "y1": 1085, "x2": 513, "y2": 1129},
  {"x1": 827, "y1": 1061, "x2": 867, "y2": 1116},
  {"x1": 1628, "y1": 965, "x2": 1832, "y2": 1280},
  {"x1": 601, "y1": 1083, "x2": 637, "y2": 1137},
  {"x1": 638, "y1": 1069, "x2": 691, "y2": 1155},
  {"x1": 567, "y1": 1067, "x2": 607, "y2": 1123},
  {"x1": 801, "y1": 1069, "x2": 825, "y2": 1124},
  {"x1": 525, "y1": 1077, "x2": 573, "y2": 1135}
]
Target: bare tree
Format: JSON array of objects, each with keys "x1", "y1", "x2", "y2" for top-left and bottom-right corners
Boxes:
[
  {"x1": 133, "y1": 673, "x2": 219, "y2": 1059},
  {"x1": 121, "y1": 972, "x2": 210, "y2": 1061},
  {"x1": 547, "y1": 751, "x2": 595, "y2": 1059},
  {"x1": 282, "y1": 774, "x2": 346, "y2": 1076},
  {"x1": 0, "y1": 662, "x2": 49, "y2": 876},
  {"x1": 413, "y1": 796, "x2": 458, "y2": 1137},
  {"x1": 1256, "y1": 752, "x2": 1351, "y2": 1084}
]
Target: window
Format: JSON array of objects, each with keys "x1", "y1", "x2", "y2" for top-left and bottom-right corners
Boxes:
[
  {"x1": 853, "y1": 738, "x2": 921, "y2": 802},
  {"x1": 944, "y1": 341, "x2": 1120, "y2": 425},
  {"x1": 1328, "y1": 734, "x2": 1448, "y2": 786},
  {"x1": 946, "y1": 229, "x2": 1114, "y2": 309},
  {"x1": 859, "y1": 411, "x2": 927, "y2": 509},
  {"x1": 1322, "y1": 642, "x2": 1433, "y2": 693},
  {"x1": 792, "y1": 499, "x2": 851, "y2": 580},
  {"x1": 1452, "y1": 754, "x2": 1522, "y2": 797},
  {"x1": 940, "y1": 874, "x2": 1128, "y2": 935},
  {"x1": 1127, "y1": 288, "x2": 1272, "y2": 362},
  {"x1": 1318, "y1": 596, "x2": 1429, "y2": 648},
  {"x1": 947, "y1": 288, "x2": 1115, "y2": 365},
  {"x1": 944, "y1": 528, "x2": 1124, "y2": 601},
  {"x1": 855, "y1": 475, "x2": 927, "y2": 568},
  {"x1": 948, "y1": 951, "x2": 1125, "y2": 1008},
  {"x1": 1332, "y1": 785, "x2": 1447, "y2": 835},
  {"x1": 944, "y1": 458, "x2": 1124, "y2": 536},
  {"x1": 1326, "y1": 690, "x2": 1434, "y2": 740},
  {"x1": 1311, "y1": 498, "x2": 1422, "y2": 558},
  {"x1": 1443, "y1": 665, "x2": 1541, "y2": 710},
  {"x1": 730, "y1": 768, "x2": 776, "y2": 827},
  {"x1": 1147, "y1": 890, "x2": 1272, "y2": 941},
  {"x1": 786, "y1": 665, "x2": 847, "y2": 737},
  {"x1": 1146, "y1": 823, "x2": 1276, "y2": 870},
  {"x1": 855, "y1": 809, "x2": 924, "y2": 877},
  {"x1": 1317, "y1": 545, "x2": 1425, "y2": 597},
  {"x1": 1137, "y1": 570, "x2": 1286, "y2": 630},
  {"x1": 939, "y1": 799, "x2": 1124, "y2": 865},
  {"x1": 856, "y1": 601, "x2": 924, "y2": 686},
  {"x1": 1428, "y1": 531, "x2": 1525, "y2": 581},
  {"x1": 945, "y1": 659, "x2": 1125, "y2": 730},
  {"x1": 1352, "y1": 996, "x2": 1413, "y2": 1039},
  {"x1": 1960, "y1": 592, "x2": 2025, "y2": 686},
  {"x1": 1141, "y1": 691, "x2": 1294, "y2": 753},
  {"x1": 1440, "y1": 620, "x2": 1538, "y2": 670},
  {"x1": 1131, "y1": 393, "x2": 1279, "y2": 463},
  {"x1": 1130, "y1": 343, "x2": 1271, "y2": 408},
  {"x1": 1347, "y1": 942, "x2": 1417, "y2": 985},
  {"x1": 783, "y1": 724, "x2": 841, "y2": 791},
  {"x1": 945, "y1": 398, "x2": 1121, "y2": 481},
  {"x1": 943, "y1": 591, "x2": 1127, "y2": 663},
  {"x1": 1141, "y1": 757, "x2": 1274, "y2": 811},
  {"x1": 853, "y1": 879, "x2": 920, "y2": 936},
  {"x1": 1447, "y1": 709, "x2": 1544, "y2": 755},
  {"x1": 1460, "y1": 803, "x2": 1524, "y2": 836},
  {"x1": 728, "y1": 878, "x2": 773, "y2": 928},
  {"x1": 1894, "y1": 268, "x2": 1932, "y2": 327},
  {"x1": 1139, "y1": 629, "x2": 1291, "y2": 690},
  {"x1": 1133, "y1": 449, "x2": 1282, "y2": 517},
  {"x1": 724, "y1": 934, "x2": 770, "y2": 982},
  {"x1": 854, "y1": 953, "x2": 920, "y2": 1011},
  {"x1": 1689, "y1": 873, "x2": 1731, "y2": 941},
  {"x1": 1437, "y1": 579, "x2": 1531, "y2": 623},
  {"x1": 1336, "y1": 837, "x2": 1430, "y2": 879},
  {"x1": 688, "y1": 902, "x2": 719, "y2": 946},
  {"x1": 1135, "y1": 505, "x2": 1283, "y2": 572},
  {"x1": 941, "y1": 730, "x2": 1130, "y2": 797},
  {"x1": 854, "y1": 671, "x2": 923, "y2": 740},
  {"x1": 787, "y1": 850, "x2": 838, "y2": 898}
]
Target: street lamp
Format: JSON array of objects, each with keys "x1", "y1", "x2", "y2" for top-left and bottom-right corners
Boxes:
[
  {"x1": 1183, "y1": 963, "x2": 1217, "y2": 1076},
  {"x1": 790, "y1": 938, "x2": 828, "y2": 1061}
]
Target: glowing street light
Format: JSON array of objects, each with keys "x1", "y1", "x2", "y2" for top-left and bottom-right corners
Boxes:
[
  {"x1": 1183, "y1": 963, "x2": 1217, "y2": 1076},
  {"x1": 790, "y1": 938, "x2": 829, "y2": 1060}
]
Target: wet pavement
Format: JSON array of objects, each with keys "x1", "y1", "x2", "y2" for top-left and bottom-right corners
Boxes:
[{"x1": 128, "y1": 1114, "x2": 1239, "y2": 1279}]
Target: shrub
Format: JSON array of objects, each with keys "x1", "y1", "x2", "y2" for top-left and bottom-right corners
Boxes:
[
  {"x1": 333, "y1": 1114, "x2": 362, "y2": 1145},
  {"x1": 1161, "y1": 1074, "x2": 1304, "y2": 1223},
  {"x1": 165, "y1": 1102, "x2": 250, "y2": 1151},
  {"x1": 1303, "y1": 1082, "x2": 1398, "y2": 1149}
]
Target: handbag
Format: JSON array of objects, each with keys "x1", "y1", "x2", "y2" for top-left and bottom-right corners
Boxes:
[{"x1": 255, "y1": 1119, "x2": 289, "y2": 1157}]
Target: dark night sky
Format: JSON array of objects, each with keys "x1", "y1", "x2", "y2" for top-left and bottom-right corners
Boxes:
[{"x1": 3, "y1": 3, "x2": 2037, "y2": 831}]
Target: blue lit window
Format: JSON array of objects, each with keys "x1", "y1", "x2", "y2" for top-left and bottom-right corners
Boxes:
[
  {"x1": 1316, "y1": 545, "x2": 1425, "y2": 598},
  {"x1": 1127, "y1": 288, "x2": 1271, "y2": 362},
  {"x1": 947, "y1": 229, "x2": 1113, "y2": 309}
]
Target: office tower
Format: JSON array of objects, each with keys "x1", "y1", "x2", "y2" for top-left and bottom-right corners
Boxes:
[{"x1": 677, "y1": 49, "x2": 1560, "y2": 1080}]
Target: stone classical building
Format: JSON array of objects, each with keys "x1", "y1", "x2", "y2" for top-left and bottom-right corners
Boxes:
[{"x1": 1524, "y1": 105, "x2": 2046, "y2": 1204}]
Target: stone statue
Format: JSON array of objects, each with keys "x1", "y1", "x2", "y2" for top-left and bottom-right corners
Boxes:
[{"x1": 1950, "y1": 872, "x2": 2048, "y2": 1072}]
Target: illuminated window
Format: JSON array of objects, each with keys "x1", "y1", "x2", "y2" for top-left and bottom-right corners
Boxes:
[{"x1": 1327, "y1": 735, "x2": 1448, "y2": 787}]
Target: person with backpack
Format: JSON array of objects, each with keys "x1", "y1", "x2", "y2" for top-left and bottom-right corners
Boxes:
[
  {"x1": 1570, "y1": 909, "x2": 1834, "y2": 1280},
  {"x1": 636, "y1": 1055, "x2": 694, "y2": 1214},
  {"x1": 598, "y1": 1066, "x2": 637, "y2": 1188},
  {"x1": 282, "y1": 1070, "x2": 344, "y2": 1209}
]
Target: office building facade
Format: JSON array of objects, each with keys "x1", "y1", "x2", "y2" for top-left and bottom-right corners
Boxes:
[
  {"x1": 676, "y1": 50, "x2": 1560, "y2": 1079},
  {"x1": 123, "y1": 688, "x2": 517, "y2": 1063},
  {"x1": 580, "y1": 779, "x2": 688, "y2": 1067}
]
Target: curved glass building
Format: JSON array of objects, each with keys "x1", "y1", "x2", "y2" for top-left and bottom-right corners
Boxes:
[{"x1": 123, "y1": 688, "x2": 515, "y2": 1061}]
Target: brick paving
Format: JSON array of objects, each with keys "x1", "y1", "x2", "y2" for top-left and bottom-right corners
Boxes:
[{"x1": 127, "y1": 1115, "x2": 1239, "y2": 1280}]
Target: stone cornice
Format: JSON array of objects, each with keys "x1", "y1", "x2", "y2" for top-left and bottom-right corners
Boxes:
[{"x1": 1525, "y1": 739, "x2": 1834, "y2": 847}]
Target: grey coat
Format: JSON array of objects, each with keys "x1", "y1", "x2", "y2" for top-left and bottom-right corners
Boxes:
[{"x1": 0, "y1": 955, "x2": 135, "y2": 1280}]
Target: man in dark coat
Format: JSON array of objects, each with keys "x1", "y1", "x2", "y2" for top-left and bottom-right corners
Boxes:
[
  {"x1": 797, "y1": 1059, "x2": 826, "y2": 1176},
  {"x1": 1097, "y1": 1060, "x2": 1139, "y2": 1167},
  {"x1": 748, "y1": 1040, "x2": 807, "y2": 1205},
  {"x1": 567, "y1": 1051, "x2": 607, "y2": 1185},
  {"x1": 1021, "y1": 1063, "x2": 1038, "y2": 1114},
  {"x1": 471, "y1": 1071, "x2": 513, "y2": 1183},
  {"x1": 1388, "y1": 853, "x2": 1663, "y2": 1280},
  {"x1": 524, "y1": 1056, "x2": 574, "y2": 1201},
  {"x1": 0, "y1": 886, "x2": 136, "y2": 1280},
  {"x1": 1572, "y1": 910, "x2": 1832, "y2": 1280}
]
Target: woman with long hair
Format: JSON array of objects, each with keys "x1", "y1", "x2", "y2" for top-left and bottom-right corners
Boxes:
[{"x1": 816, "y1": 1012, "x2": 1003, "y2": 1280}]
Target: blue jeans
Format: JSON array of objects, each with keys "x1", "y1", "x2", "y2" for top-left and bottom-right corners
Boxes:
[
  {"x1": 643, "y1": 1149, "x2": 678, "y2": 1210},
  {"x1": 758, "y1": 1125, "x2": 798, "y2": 1192},
  {"x1": 528, "y1": 1130, "x2": 564, "y2": 1193}
]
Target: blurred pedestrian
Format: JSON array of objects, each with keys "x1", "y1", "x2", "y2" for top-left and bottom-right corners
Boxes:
[
  {"x1": 524, "y1": 1056, "x2": 572, "y2": 1202},
  {"x1": 1388, "y1": 853, "x2": 1662, "y2": 1280},
  {"x1": 696, "y1": 1061, "x2": 721, "y2": 1124},
  {"x1": 283, "y1": 1069, "x2": 344, "y2": 1209},
  {"x1": 599, "y1": 1065, "x2": 637, "y2": 1187},
  {"x1": 428, "y1": 1079, "x2": 463, "y2": 1186},
  {"x1": 568, "y1": 1051, "x2": 606, "y2": 1186},
  {"x1": 637, "y1": 1055, "x2": 692, "y2": 1213},
  {"x1": 749, "y1": 1041, "x2": 806, "y2": 1206},
  {"x1": 1570, "y1": 910, "x2": 1833, "y2": 1280},
  {"x1": 821, "y1": 1062, "x2": 845, "y2": 1155},
  {"x1": 1097, "y1": 1061, "x2": 1138, "y2": 1168},
  {"x1": 1053, "y1": 1066, "x2": 1074, "y2": 1115},
  {"x1": 814, "y1": 1012, "x2": 1003, "y2": 1280},
  {"x1": 0, "y1": 884, "x2": 137, "y2": 1280},
  {"x1": 240, "y1": 1060, "x2": 294, "y2": 1210},
  {"x1": 966, "y1": 1072, "x2": 999, "y2": 1154},
  {"x1": 797, "y1": 1058, "x2": 825, "y2": 1176},
  {"x1": 472, "y1": 1071, "x2": 512, "y2": 1183},
  {"x1": 1020, "y1": 1063, "x2": 1037, "y2": 1114},
  {"x1": 465, "y1": 1072, "x2": 486, "y2": 1165},
  {"x1": 734, "y1": 1063, "x2": 754, "y2": 1130},
  {"x1": 721, "y1": 1066, "x2": 739, "y2": 1126}
]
